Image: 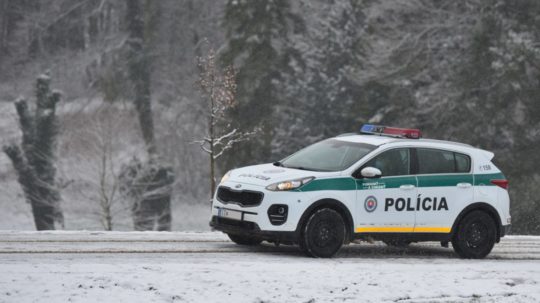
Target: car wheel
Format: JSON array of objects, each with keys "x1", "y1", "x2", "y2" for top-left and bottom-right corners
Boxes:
[
  {"x1": 451, "y1": 210, "x2": 497, "y2": 259},
  {"x1": 301, "y1": 208, "x2": 345, "y2": 258},
  {"x1": 383, "y1": 240, "x2": 411, "y2": 247},
  {"x1": 227, "y1": 233, "x2": 262, "y2": 246}
]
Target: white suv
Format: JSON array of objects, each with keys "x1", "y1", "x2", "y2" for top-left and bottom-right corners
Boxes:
[{"x1": 210, "y1": 125, "x2": 511, "y2": 258}]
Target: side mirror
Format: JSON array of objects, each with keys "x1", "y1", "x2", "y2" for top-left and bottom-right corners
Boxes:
[{"x1": 360, "y1": 167, "x2": 382, "y2": 178}]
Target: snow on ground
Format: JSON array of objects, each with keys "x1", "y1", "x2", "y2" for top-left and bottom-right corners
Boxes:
[
  {"x1": 3, "y1": 253, "x2": 539, "y2": 303},
  {"x1": 1, "y1": 233, "x2": 540, "y2": 302},
  {"x1": 0, "y1": 195, "x2": 211, "y2": 231}
]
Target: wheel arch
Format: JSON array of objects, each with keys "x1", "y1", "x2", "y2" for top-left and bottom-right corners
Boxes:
[
  {"x1": 451, "y1": 202, "x2": 503, "y2": 241},
  {"x1": 295, "y1": 198, "x2": 355, "y2": 243}
]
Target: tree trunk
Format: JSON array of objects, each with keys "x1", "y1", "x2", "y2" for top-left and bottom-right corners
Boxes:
[
  {"x1": 126, "y1": 0, "x2": 156, "y2": 156},
  {"x1": 0, "y1": 0, "x2": 7, "y2": 58},
  {"x1": 210, "y1": 149, "x2": 215, "y2": 201},
  {"x1": 2, "y1": 74, "x2": 64, "y2": 230},
  {"x1": 209, "y1": 104, "x2": 216, "y2": 200},
  {"x1": 124, "y1": 0, "x2": 174, "y2": 231},
  {"x1": 120, "y1": 159, "x2": 174, "y2": 231}
]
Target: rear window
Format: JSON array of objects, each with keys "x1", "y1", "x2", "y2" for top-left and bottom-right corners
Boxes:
[
  {"x1": 417, "y1": 149, "x2": 471, "y2": 174},
  {"x1": 454, "y1": 153, "x2": 471, "y2": 173}
]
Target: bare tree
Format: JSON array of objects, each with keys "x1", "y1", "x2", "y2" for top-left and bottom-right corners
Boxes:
[
  {"x1": 91, "y1": 109, "x2": 119, "y2": 231},
  {"x1": 65, "y1": 105, "x2": 128, "y2": 231},
  {"x1": 196, "y1": 48, "x2": 258, "y2": 198},
  {"x1": 2, "y1": 72, "x2": 64, "y2": 230}
]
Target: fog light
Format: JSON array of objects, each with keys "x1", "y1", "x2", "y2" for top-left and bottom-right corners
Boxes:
[{"x1": 268, "y1": 204, "x2": 288, "y2": 226}]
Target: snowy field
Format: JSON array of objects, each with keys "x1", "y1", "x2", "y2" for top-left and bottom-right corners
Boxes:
[{"x1": 1, "y1": 232, "x2": 540, "y2": 303}]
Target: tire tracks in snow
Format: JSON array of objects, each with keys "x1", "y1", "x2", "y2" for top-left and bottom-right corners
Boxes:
[{"x1": 0, "y1": 233, "x2": 539, "y2": 260}]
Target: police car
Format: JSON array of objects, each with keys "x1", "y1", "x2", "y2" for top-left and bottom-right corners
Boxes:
[{"x1": 210, "y1": 125, "x2": 511, "y2": 258}]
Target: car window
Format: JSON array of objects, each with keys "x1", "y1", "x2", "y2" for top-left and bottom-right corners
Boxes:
[
  {"x1": 417, "y1": 148, "x2": 471, "y2": 174},
  {"x1": 455, "y1": 153, "x2": 471, "y2": 173},
  {"x1": 363, "y1": 148, "x2": 410, "y2": 177}
]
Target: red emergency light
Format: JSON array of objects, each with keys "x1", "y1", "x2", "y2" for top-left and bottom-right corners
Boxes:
[{"x1": 360, "y1": 124, "x2": 422, "y2": 139}]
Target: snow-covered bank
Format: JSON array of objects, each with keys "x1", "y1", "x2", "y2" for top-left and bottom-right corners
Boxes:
[{"x1": 1, "y1": 253, "x2": 540, "y2": 303}]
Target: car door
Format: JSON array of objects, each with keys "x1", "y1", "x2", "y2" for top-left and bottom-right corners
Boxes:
[
  {"x1": 354, "y1": 148, "x2": 417, "y2": 233},
  {"x1": 414, "y1": 148, "x2": 474, "y2": 233}
]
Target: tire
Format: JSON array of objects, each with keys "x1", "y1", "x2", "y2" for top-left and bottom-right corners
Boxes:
[
  {"x1": 227, "y1": 233, "x2": 262, "y2": 246},
  {"x1": 451, "y1": 210, "x2": 497, "y2": 259},
  {"x1": 383, "y1": 240, "x2": 411, "y2": 248},
  {"x1": 300, "y1": 208, "x2": 345, "y2": 258}
]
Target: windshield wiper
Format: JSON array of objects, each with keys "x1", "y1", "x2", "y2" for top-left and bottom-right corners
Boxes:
[
  {"x1": 286, "y1": 166, "x2": 312, "y2": 171},
  {"x1": 287, "y1": 166, "x2": 334, "y2": 172}
]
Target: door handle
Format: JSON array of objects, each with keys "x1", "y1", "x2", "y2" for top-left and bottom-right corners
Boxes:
[
  {"x1": 400, "y1": 184, "x2": 415, "y2": 190},
  {"x1": 457, "y1": 182, "x2": 472, "y2": 188}
]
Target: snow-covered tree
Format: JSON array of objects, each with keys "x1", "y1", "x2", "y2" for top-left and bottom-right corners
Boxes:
[
  {"x1": 0, "y1": 0, "x2": 539, "y2": 234},
  {"x1": 124, "y1": 0, "x2": 175, "y2": 231},
  {"x1": 2, "y1": 72, "x2": 64, "y2": 230},
  {"x1": 220, "y1": 0, "x2": 305, "y2": 169},
  {"x1": 196, "y1": 47, "x2": 258, "y2": 198},
  {"x1": 273, "y1": 0, "x2": 369, "y2": 156},
  {"x1": 443, "y1": 1, "x2": 540, "y2": 233},
  {"x1": 346, "y1": 0, "x2": 540, "y2": 233},
  {"x1": 119, "y1": 156, "x2": 175, "y2": 231}
]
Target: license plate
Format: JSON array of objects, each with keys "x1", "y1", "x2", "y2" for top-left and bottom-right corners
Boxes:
[{"x1": 217, "y1": 208, "x2": 242, "y2": 220}]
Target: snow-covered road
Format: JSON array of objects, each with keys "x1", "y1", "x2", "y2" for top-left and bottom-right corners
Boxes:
[{"x1": 1, "y1": 232, "x2": 540, "y2": 302}]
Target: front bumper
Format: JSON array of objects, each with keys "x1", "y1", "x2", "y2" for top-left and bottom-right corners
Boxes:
[
  {"x1": 211, "y1": 181, "x2": 311, "y2": 233},
  {"x1": 209, "y1": 216, "x2": 298, "y2": 244}
]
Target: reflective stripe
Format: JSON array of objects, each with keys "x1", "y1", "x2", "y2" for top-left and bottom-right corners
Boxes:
[
  {"x1": 355, "y1": 226, "x2": 414, "y2": 233},
  {"x1": 413, "y1": 226, "x2": 451, "y2": 233},
  {"x1": 355, "y1": 226, "x2": 451, "y2": 233}
]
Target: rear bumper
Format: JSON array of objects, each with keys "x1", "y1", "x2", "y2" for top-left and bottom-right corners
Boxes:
[{"x1": 209, "y1": 216, "x2": 298, "y2": 244}]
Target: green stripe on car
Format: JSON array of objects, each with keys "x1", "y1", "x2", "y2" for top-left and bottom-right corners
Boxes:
[
  {"x1": 298, "y1": 178, "x2": 356, "y2": 191},
  {"x1": 358, "y1": 176, "x2": 416, "y2": 189},
  {"x1": 474, "y1": 172, "x2": 506, "y2": 186},
  {"x1": 417, "y1": 174, "x2": 473, "y2": 187},
  {"x1": 297, "y1": 173, "x2": 506, "y2": 192}
]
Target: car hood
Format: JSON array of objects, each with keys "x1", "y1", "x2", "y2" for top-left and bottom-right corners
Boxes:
[{"x1": 225, "y1": 163, "x2": 342, "y2": 187}]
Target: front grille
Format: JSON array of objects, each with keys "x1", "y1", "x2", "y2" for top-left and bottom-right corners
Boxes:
[{"x1": 217, "y1": 186, "x2": 264, "y2": 207}]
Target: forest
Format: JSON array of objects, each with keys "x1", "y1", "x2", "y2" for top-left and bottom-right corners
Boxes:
[{"x1": 0, "y1": 0, "x2": 539, "y2": 234}]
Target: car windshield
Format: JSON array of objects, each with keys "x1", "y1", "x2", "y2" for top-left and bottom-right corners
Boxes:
[{"x1": 280, "y1": 139, "x2": 376, "y2": 172}]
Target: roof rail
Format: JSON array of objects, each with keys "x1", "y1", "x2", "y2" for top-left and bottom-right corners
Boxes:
[{"x1": 336, "y1": 133, "x2": 358, "y2": 137}]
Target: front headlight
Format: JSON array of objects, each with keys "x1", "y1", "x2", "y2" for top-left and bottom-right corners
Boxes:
[
  {"x1": 266, "y1": 177, "x2": 315, "y2": 191},
  {"x1": 220, "y1": 171, "x2": 232, "y2": 184}
]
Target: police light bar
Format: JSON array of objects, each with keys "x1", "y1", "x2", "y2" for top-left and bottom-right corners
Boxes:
[{"x1": 360, "y1": 124, "x2": 422, "y2": 139}]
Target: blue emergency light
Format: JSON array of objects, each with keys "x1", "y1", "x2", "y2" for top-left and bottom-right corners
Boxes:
[{"x1": 360, "y1": 124, "x2": 422, "y2": 139}]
